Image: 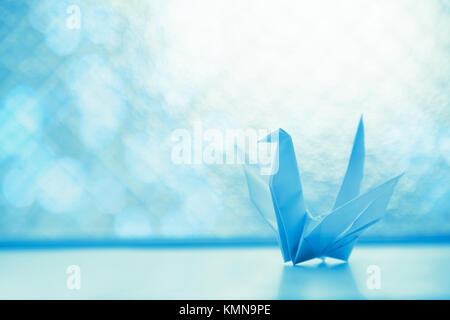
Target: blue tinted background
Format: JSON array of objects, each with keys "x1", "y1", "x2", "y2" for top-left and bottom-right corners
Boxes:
[{"x1": 0, "y1": 0, "x2": 449, "y2": 242}]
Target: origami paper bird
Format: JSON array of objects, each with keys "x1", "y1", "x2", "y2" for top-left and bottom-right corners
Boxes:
[{"x1": 243, "y1": 117, "x2": 402, "y2": 264}]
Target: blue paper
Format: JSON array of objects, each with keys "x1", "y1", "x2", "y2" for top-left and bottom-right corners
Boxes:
[{"x1": 244, "y1": 117, "x2": 403, "y2": 264}]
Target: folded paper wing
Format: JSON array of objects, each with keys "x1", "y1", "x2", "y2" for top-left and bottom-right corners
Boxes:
[{"x1": 243, "y1": 117, "x2": 402, "y2": 264}]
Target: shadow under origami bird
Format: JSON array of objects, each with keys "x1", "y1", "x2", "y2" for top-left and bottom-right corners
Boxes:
[
  {"x1": 243, "y1": 117, "x2": 403, "y2": 264},
  {"x1": 277, "y1": 263, "x2": 362, "y2": 299}
]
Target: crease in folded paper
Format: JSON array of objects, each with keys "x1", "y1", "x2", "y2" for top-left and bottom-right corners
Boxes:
[{"x1": 243, "y1": 116, "x2": 403, "y2": 264}]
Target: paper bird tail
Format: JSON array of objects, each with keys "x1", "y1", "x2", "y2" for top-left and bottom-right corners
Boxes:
[
  {"x1": 333, "y1": 116, "x2": 365, "y2": 209},
  {"x1": 294, "y1": 174, "x2": 403, "y2": 263}
]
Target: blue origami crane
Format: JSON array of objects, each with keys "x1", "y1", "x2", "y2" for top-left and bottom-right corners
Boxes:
[{"x1": 243, "y1": 117, "x2": 402, "y2": 264}]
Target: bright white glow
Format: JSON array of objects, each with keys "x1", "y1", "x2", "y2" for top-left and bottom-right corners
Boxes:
[{"x1": 146, "y1": 0, "x2": 450, "y2": 215}]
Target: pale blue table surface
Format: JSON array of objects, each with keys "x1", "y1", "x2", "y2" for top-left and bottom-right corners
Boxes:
[{"x1": 0, "y1": 244, "x2": 449, "y2": 299}]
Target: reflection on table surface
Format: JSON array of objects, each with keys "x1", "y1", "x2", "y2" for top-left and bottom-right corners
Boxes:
[{"x1": 0, "y1": 244, "x2": 449, "y2": 299}]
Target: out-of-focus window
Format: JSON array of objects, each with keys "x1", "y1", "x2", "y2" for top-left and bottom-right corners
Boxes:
[{"x1": 0, "y1": 0, "x2": 449, "y2": 241}]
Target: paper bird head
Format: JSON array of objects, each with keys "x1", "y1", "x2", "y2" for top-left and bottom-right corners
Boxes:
[{"x1": 243, "y1": 117, "x2": 402, "y2": 264}]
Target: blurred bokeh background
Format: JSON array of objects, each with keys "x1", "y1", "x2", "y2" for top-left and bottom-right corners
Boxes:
[{"x1": 0, "y1": 0, "x2": 448, "y2": 242}]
